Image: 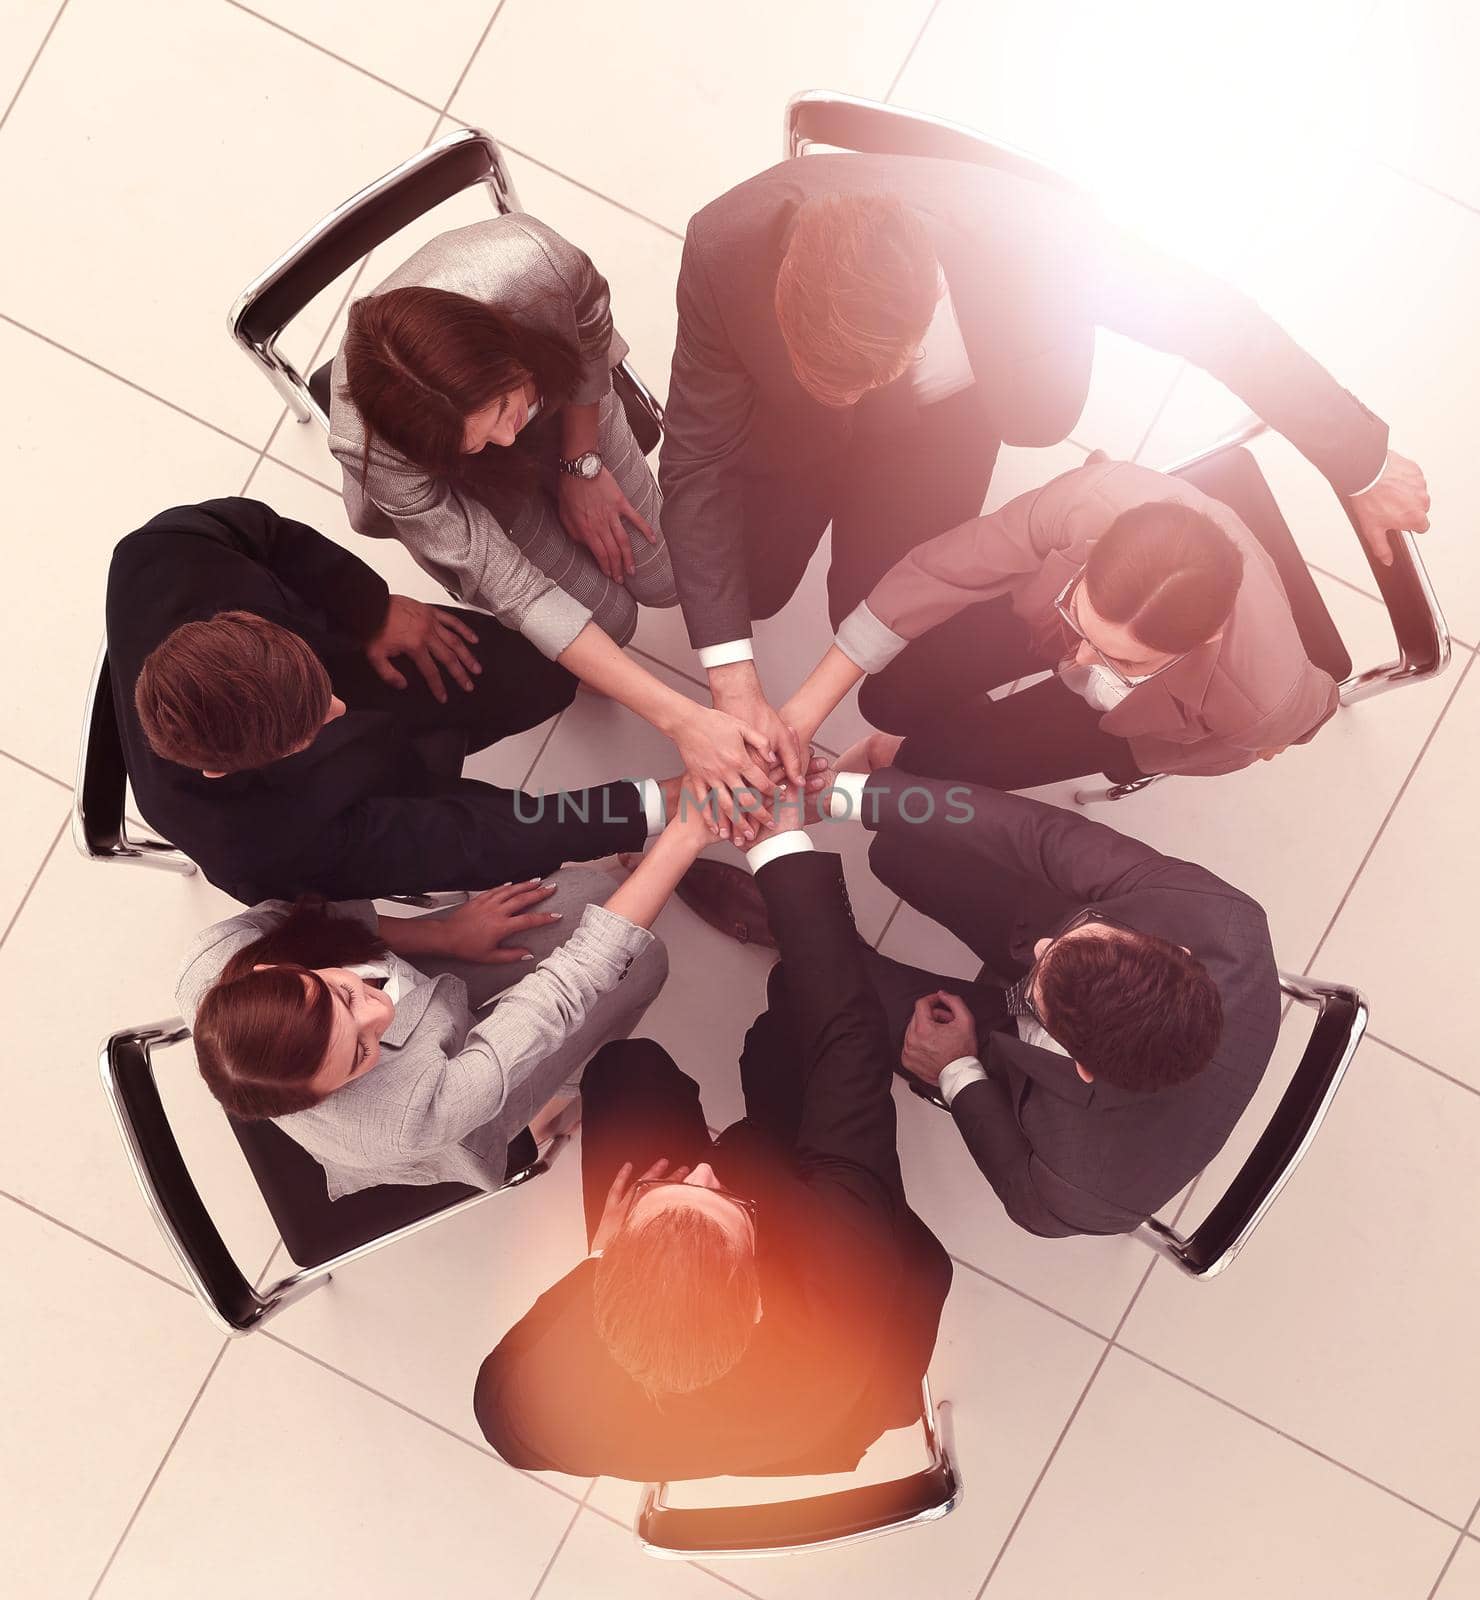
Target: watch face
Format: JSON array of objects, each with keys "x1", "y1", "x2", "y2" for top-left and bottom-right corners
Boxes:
[{"x1": 578, "y1": 452, "x2": 602, "y2": 479}]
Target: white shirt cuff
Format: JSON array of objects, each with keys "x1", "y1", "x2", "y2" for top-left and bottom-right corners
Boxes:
[
  {"x1": 633, "y1": 778, "x2": 667, "y2": 838},
  {"x1": 825, "y1": 770, "x2": 870, "y2": 821},
  {"x1": 698, "y1": 639, "x2": 755, "y2": 670},
  {"x1": 745, "y1": 831, "x2": 814, "y2": 874},
  {"x1": 937, "y1": 1055, "x2": 988, "y2": 1107},
  {"x1": 1349, "y1": 455, "x2": 1389, "y2": 498}
]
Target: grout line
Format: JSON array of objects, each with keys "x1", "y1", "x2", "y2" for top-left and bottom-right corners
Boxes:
[
  {"x1": 220, "y1": 0, "x2": 442, "y2": 115},
  {"x1": 441, "y1": 1, "x2": 512, "y2": 114},
  {"x1": 86, "y1": 1338, "x2": 233, "y2": 1598},
  {"x1": 527, "y1": 1489, "x2": 591, "y2": 1600},
  {"x1": 1359, "y1": 1031, "x2": 1480, "y2": 1102},
  {"x1": 1374, "y1": 156, "x2": 1480, "y2": 225},
  {"x1": 0, "y1": 312, "x2": 267, "y2": 456},
  {"x1": 1129, "y1": 361, "x2": 1189, "y2": 464},
  {"x1": 0, "y1": 815, "x2": 68, "y2": 955},
  {"x1": 0, "y1": 746, "x2": 72, "y2": 794},
  {"x1": 1116, "y1": 1346, "x2": 1467, "y2": 1534},
  {"x1": 871, "y1": 895, "x2": 905, "y2": 951},
  {"x1": 943, "y1": 1251, "x2": 1108, "y2": 1343},
  {"x1": 501, "y1": 143, "x2": 685, "y2": 241},
  {"x1": 518, "y1": 711, "x2": 567, "y2": 790},
  {"x1": 1301, "y1": 649, "x2": 1475, "y2": 976},
  {"x1": 0, "y1": 0, "x2": 69, "y2": 136},
  {"x1": 1426, "y1": 1496, "x2": 1480, "y2": 1600},
  {"x1": 628, "y1": 641, "x2": 706, "y2": 693},
  {"x1": 0, "y1": 1187, "x2": 191, "y2": 1301},
  {"x1": 885, "y1": 0, "x2": 946, "y2": 102}
]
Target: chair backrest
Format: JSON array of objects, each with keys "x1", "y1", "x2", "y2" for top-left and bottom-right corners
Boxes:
[
  {"x1": 232, "y1": 128, "x2": 512, "y2": 353},
  {"x1": 1171, "y1": 974, "x2": 1367, "y2": 1277},
  {"x1": 75, "y1": 644, "x2": 129, "y2": 857},
  {"x1": 786, "y1": 89, "x2": 1081, "y2": 195},
  {"x1": 1347, "y1": 523, "x2": 1450, "y2": 696},
  {"x1": 1174, "y1": 445, "x2": 1352, "y2": 681}
]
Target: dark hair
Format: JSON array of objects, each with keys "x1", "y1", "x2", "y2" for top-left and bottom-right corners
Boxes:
[
  {"x1": 135, "y1": 610, "x2": 332, "y2": 773},
  {"x1": 193, "y1": 899, "x2": 387, "y2": 1120},
  {"x1": 1085, "y1": 502, "x2": 1244, "y2": 654},
  {"x1": 774, "y1": 193, "x2": 939, "y2": 407},
  {"x1": 593, "y1": 1207, "x2": 760, "y2": 1397},
  {"x1": 1036, "y1": 928, "x2": 1224, "y2": 1092},
  {"x1": 343, "y1": 285, "x2": 584, "y2": 513}
]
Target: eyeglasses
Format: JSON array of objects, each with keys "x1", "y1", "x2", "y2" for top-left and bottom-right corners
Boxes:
[
  {"x1": 628, "y1": 1177, "x2": 758, "y2": 1229},
  {"x1": 1004, "y1": 907, "x2": 1134, "y2": 1030},
  {"x1": 1053, "y1": 570, "x2": 1187, "y2": 691}
]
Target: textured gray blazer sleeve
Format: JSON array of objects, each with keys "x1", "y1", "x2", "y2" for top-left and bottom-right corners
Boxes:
[
  {"x1": 387, "y1": 904, "x2": 656, "y2": 1157},
  {"x1": 328, "y1": 215, "x2": 631, "y2": 659}
]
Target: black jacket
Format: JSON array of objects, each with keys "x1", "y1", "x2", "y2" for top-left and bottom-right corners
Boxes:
[
  {"x1": 864, "y1": 772, "x2": 1281, "y2": 1237},
  {"x1": 106, "y1": 498, "x2": 643, "y2": 903},
  {"x1": 474, "y1": 851, "x2": 951, "y2": 1480}
]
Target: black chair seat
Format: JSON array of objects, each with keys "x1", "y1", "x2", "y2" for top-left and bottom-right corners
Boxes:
[
  {"x1": 227, "y1": 1116, "x2": 537, "y2": 1269},
  {"x1": 309, "y1": 358, "x2": 333, "y2": 418},
  {"x1": 1175, "y1": 447, "x2": 1352, "y2": 682}
]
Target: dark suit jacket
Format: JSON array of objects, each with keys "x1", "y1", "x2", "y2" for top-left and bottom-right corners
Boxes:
[
  {"x1": 473, "y1": 851, "x2": 951, "y2": 1481},
  {"x1": 660, "y1": 152, "x2": 1388, "y2": 650},
  {"x1": 106, "y1": 498, "x2": 644, "y2": 904},
  {"x1": 864, "y1": 771, "x2": 1280, "y2": 1237}
]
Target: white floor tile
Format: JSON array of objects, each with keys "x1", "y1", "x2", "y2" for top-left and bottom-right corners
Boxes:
[
  {"x1": 240, "y1": 0, "x2": 493, "y2": 109},
  {"x1": 0, "y1": 0, "x2": 59, "y2": 110},
  {"x1": 1316, "y1": 654, "x2": 1480, "y2": 1085},
  {"x1": 0, "y1": 841, "x2": 279, "y2": 1285},
  {"x1": 0, "y1": 755, "x2": 66, "y2": 932},
  {"x1": 92, "y1": 1334, "x2": 573, "y2": 1600},
  {"x1": 985, "y1": 1349, "x2": 1456, "y2": 1600},
  {"x1": 0, "y1": 0, "x2": 434, "y2": 446},
  {"x1": 1122, "y1": 1036, "x2": 1480, "y2": 1523},
  {"x1": 0, "y1": 1200, "x2": 223, "y2": 1600},
  {"x1": 0, "y1": 319, "x2": 260, "y2": 781},
  {"x1": 452, "y1": 0, "x2": 936, "y2": 235},
  {"x1": 1434, "y1": 1538, "x2": 1480, "y2": 1600},
  {"x1": 589, "y1": 1266, "x2": 1104, "y2": 1600},
  {"x1": 539, "y1": 1510, "x2": 738, "y2": 1600}
]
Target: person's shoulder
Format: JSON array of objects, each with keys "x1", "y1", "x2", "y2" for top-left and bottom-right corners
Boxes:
[{"x1": 173, "y1": 900, "x2": 291, "y2": 1016}]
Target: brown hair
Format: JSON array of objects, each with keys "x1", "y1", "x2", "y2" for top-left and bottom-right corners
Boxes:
[
  {"x1": 343, "y1": 286, "x2": 584, "y2": 513},
  {"x1": 774, "y1": 193, "x2": 940, "y2": 407},
  {"x1": 1085, "y1": 502, "x2": 1245, "y2": 654},
  {"x1": 193, "y1": 899, "x2": 387, "y2": 1120},
  {"x1": 1037, "y1": 928, "x2": 1224, "y2": 1092},
  {"x1": 134, "y1": 610, "x2": 332, "y2": 773},
  {"x1": 593, "y1": 1207, "x2": 760, "y2": 1397}
]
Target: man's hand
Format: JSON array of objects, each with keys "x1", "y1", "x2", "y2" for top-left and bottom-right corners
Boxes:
[
  {"x1": 1349, "y1": 450, "x2": 1430, "y2": 567},
  {"x1": 557, "y1": 468, "x2": 657, "y2": 583},
  {"x1": 590, "y1": 1156, "x2": 689, "y2": 1255},
  {"x1": 670, "y1": 702, "x2": 776, "y2": 844},
  {"x1": 365, "y1": 595, "x2": 482, "y2": 704},
  {"x1": 433, "y1": 880, "x2": 562, "y2": 963},
  {"x1": 709, "y1": 660, "x2": 806, "y2": 788},
  {"x1": 901, "y1": 991, "x2": 978, "y2": 1086}
]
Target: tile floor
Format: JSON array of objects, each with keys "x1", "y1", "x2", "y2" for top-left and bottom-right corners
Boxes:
[{"x1": 1, "y1": 2, "x2": 1477, "y2": 1596}]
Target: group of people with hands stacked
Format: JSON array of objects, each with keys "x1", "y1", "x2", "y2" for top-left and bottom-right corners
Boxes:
[{"x1": 107, "y1": 144, "x2": 1430, "y2": 1479}]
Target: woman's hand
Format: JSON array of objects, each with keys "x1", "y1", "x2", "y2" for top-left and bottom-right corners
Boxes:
[
  {"x1": 669, "y1": 703, "x2": 777, "y2": 842},
  {"x1": 557, "y1": 467, "x2": 657, "y2": 583},
  {"x1": 590, "y1": 1157, "x2": 690, "y2": 1255},
  {"x1": 434, "y1": 880, "x2": 562, "y2": 964}
]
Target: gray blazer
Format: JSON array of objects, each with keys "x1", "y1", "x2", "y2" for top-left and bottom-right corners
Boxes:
[
  {"x1": 837, "y1": 458, "x2": 1340, "y2": 776},
  {"x1": 175, "y1": 895, "x2": 660, "y2": 1199},
  {"x1": 328, "y1": 214, "x2": 630, "y2": 659}
]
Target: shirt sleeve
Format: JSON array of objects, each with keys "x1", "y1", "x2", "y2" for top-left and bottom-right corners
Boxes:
[
  {"x1": 937, "y1": 1055, "x2": 989, "y2": 1106},
  {"x1": 744, "y1": 831, "x2": 814, "y2": 873},
  {"x1": 696, "y1": 639, "x2": 755, "y2": 670}
]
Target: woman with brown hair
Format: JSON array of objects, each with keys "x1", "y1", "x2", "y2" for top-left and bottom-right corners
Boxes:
[
  {"x1": 173, "y1": 808, "x2": 721, "y2": 1196},
  {"x1": 328, "y1": 214, "x2": 792, "y2": 831}
]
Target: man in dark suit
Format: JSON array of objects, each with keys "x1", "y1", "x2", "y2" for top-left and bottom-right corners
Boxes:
[
  {"x1": 107, "y1": 497, "x2": 667, "y2": 904},
  {"x1": 474, "y1": 823, "x2": 950, "y2": 1481},
  {"x1": 660, "y1": 152, "x2": 1431, "y2": 769},
  {"x1": 817, "y1": 762, "x2": 1279, "y2": 1237}
]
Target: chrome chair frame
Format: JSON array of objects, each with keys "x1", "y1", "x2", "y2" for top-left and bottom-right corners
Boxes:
[
  {"x1": 73, "y1": 640, "x2": 195, "y2": 875},
  {"x1": 100, "y1": 1018, "x2": 549, "y2": 1336},
  {"x1": 783, "y1": 92, "x2": 1451, "y2": 804},
  {"x1": 1137, "y1": 970, "x2": 1368, "y2": 1280},
  {"x1": 228, "y1": 125, "x2": 663, "y2": 444},
  {"x1": 635, "y1": 1376, "x2": 958, "y2": 1560}
]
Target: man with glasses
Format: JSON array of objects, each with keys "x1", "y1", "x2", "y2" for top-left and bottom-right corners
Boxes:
[
  {"x1": 806, "y1": 766, "x2": 1280, "y2": 1238},
  {"x1": 473, "y1": 809, "x2": 950, "y2": 1480},
  {"x1": 778, "y1": 453, "x2": 1339, "y2": 791}
]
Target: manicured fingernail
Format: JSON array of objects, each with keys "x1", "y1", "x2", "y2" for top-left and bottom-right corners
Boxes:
[
  {"x1": 522, "y1": 953, "x2": 534, "y2": 961},
  {"x1": 551, "y1": 912, "x2": 563, "y2": 920}
]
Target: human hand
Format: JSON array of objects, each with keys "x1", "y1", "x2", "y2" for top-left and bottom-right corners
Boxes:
[
  {"x1": 1349, "y1": 450, "x2": 1430, "y2": 567},
  {"x1": 590, "y1": 1156, "x2": 690, "y2": 1255},
  {"x1": 1256, "y1": 745, "x2": 1288, "y2": 762},
  {"x1": 365, "y1": 595, "x2": 482, "y2": 704},
  {"x1": 710, "y1": 661, "x2": 806, "y2": 787},
  {"x1": 670, "y1": 703, "x2": 776, "y2": 844},
  {"x1": 901, "y1": 991, "x2": 978, "y2": 1085},
  {"x1": 435, "y1": 880, "x2": 561, "y2": 964},
  {"x1": 755, "y1": 753, "x2": 834, "y2": 829},
  {"x1": 558, "y1": 467, "x2": 657, "y2": 583}
]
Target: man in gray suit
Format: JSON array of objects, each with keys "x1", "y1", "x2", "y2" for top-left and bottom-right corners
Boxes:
[
  {"x1": 809, "y1": 767, "x2": 1279, "y2": 1237},
  {"x1": 660, "y1": 152, "x2": 1431, "y2": 769}
]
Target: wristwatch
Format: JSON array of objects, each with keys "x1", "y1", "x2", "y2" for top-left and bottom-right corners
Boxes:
[{"x1": 558, "y1": 450, "x2": 603, "y2": 480}]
